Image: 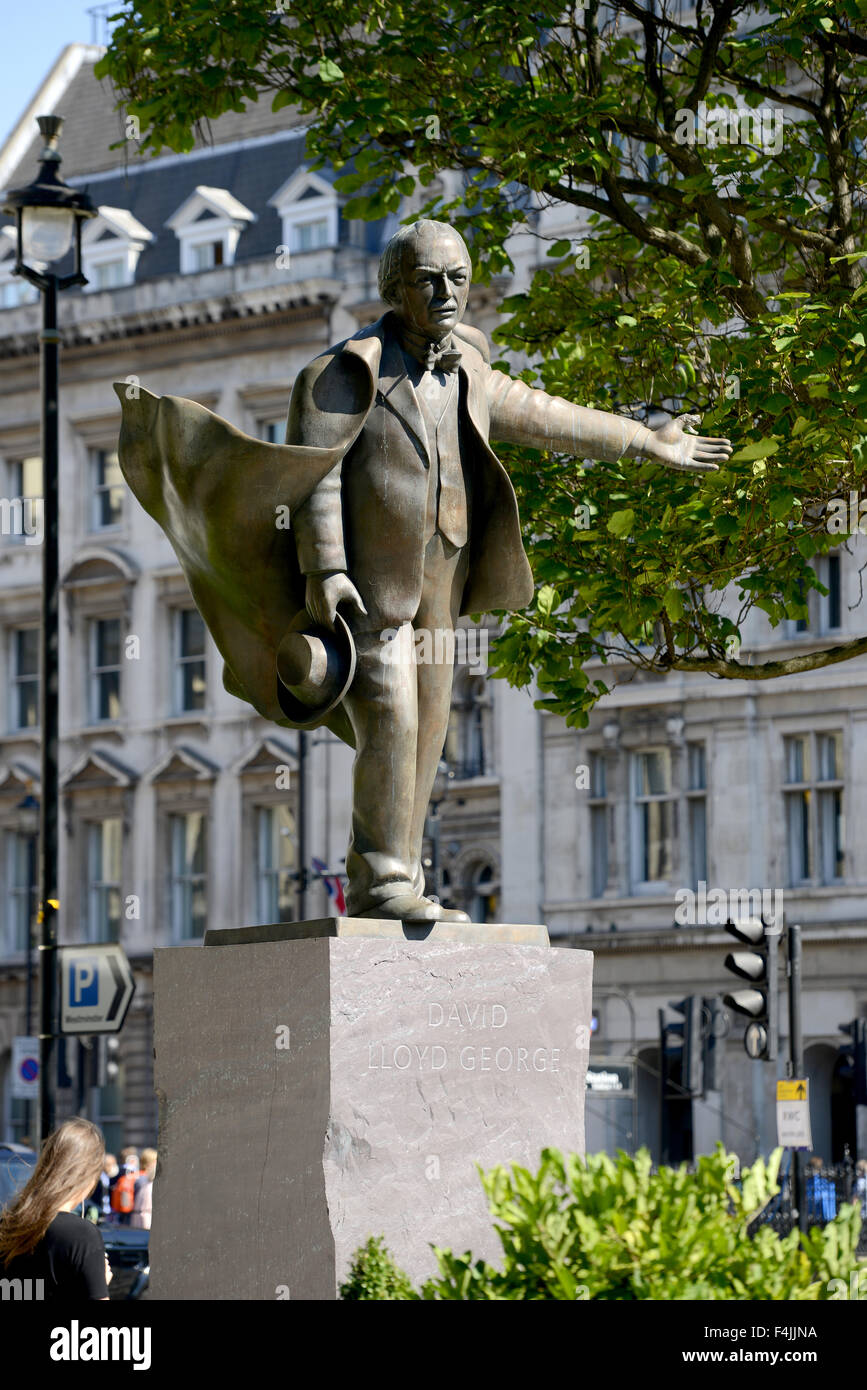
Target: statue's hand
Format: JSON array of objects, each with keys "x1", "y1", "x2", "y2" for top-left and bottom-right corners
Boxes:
[
  {"x1": 305, "y1": 571, "x2": 368, "y2": 629},
  {"x1": 643, "y1": 414, "x2": 732, "y2": 472}
]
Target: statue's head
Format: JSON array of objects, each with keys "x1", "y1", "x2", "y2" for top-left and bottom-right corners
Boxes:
[{"x1": 378, "y1": 220, "x2": 471, "y2": 340}]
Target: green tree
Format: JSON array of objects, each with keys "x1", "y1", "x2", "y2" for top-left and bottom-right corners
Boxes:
[{"x1": 98, "y1": 1, "x2": 867, "y2": 723}]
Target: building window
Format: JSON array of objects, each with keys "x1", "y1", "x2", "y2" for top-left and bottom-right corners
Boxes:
[
  {"x1": 191, "y1": 240, "x2": 224, "y2": 271},
  {"x1": 10, "y1": 627, "x2": 39, "y2": 730},
  {"x1": 787, "y1": 554, "x2": 842, "y2": 636},
  {"x1": 588, "y1": 752, "x2": 608, "y2": 897},
  {"x1": 5, "y1": 829, "x2": 35, "y2": 952},
  {"x1": 293, "y1": 217, "x2": 330, "y2": 252},
  {"x1": 89, "y1": 617, "x2": 122, "y2": 722},
  {"x1": 169, "y1": 812, "x2": 207, "y2": 940},
  {"x1": 90, "y1": 259, "x2": 126, "y2": 290},
  {"x1": 686, "y1": 742, "x2": 708, "y2": 888},
  {"x1": 173, "y1": 609, "x2": 206, "y2": 713},
  {"x1": 783, "y1": 732, "x2": 844, "y2": 885},
  {"x1": 87, "y1": 819, "x2": 122, "y2": 943},
  {"x1": 819, "y1": 554, "x2": 842, "y2": 632},
  {"x1": 445, "y1": 672, "x2": 489, "y2": 779},
  {"x1": 3, "y1": 456, "x2": 42, "y2": 544},
  {"x1": 259, "y1": 419, "x2": 284, "y2": 444},
  {"x1": 256, "y1": 805, "x2": 296, "y2": 923},
  {"x1": 469, "y1": 863, "x2": 499, "y2": 923},
  {"x1": 0, "y1": 276, "x2": 38, "y2": 309},
  {"x1": 90, "y1": 448, "x2": 125, "y2": 530},
  {"x1": 631, "y1": 747, "x2": 675, "y2": 888}
]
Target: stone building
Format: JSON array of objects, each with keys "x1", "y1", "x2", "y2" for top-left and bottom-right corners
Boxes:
[{"x1": 0, "y1": 42, "x2": 864, "y2": 1166}]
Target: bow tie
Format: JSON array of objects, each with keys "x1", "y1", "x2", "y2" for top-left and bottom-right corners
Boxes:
[
  {"x1": 422, "y1": 343, "x2": 462, "y2": 374},
  {"x1": 398, "y1": 324, "x2": 462, "y2": 375}
]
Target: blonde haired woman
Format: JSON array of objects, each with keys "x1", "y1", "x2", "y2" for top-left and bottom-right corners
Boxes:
[{"x1": 0, "y1": 1117, "x2": 112, "y2": 1299}]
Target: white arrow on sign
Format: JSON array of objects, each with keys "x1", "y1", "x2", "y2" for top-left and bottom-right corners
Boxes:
[{"x1": 59, "y1": 944, "x2": 136, "y2": 1035}]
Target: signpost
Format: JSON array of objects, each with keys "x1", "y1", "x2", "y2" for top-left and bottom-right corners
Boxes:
[
  {"x1": 586, "y1": 1059, "x2": 635, "y2": 1098},
  {"x1": 59, "y1": 945, "x2": 135, "y2": 1035},
  {"x1": 11, "y1": 1035, "x2": 40, "y2": 1101},
  {"x1": 776, "y1": 1078, "x2": 812, "y2": 1150}
]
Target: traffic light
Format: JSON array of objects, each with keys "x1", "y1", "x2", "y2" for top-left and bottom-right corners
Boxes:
[
  {"x1": 663, "y1": 996, "x2": 703, "y2": 1097},
  {"x1": 837, "y1": 1019, "x2": 867, "y2": 1106},
  {"x1": 723, "y1": 915, "x2": 779, "y2": 1062},
  {"x1": 96, "y1": 1036, "x2": 121, "y2": 1088},
  {"x1": 701, "y1": 996, "x2": 727, "y2": 1094}
]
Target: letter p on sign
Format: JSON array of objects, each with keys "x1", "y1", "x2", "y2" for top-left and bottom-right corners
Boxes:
[{"x1": 71, "y1": 958, "x2": 98, "y2": 1007}]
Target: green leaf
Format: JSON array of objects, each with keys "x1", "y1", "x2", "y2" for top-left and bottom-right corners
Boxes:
[
  {"x1": 663, "y1": 588, "x2": 684, "y2": 620},
  {"x1": 607, "y1": 508, "x2": 635, "y2": 537},
  {"x1": 318, "y1": 58, "x2": 344, "y2": 83},
  {"x1": 730, "y1": 439, "x2": 780, "y2": 462}
]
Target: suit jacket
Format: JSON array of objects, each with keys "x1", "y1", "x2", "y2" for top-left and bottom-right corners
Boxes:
[{"x1": 287, "y1": 311, "x2": 638, "y2": 623}]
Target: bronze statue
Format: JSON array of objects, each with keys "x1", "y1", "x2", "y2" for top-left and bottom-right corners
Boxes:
[{"x1": 115, "y1": 219, "x2": 731, "y2": 923}]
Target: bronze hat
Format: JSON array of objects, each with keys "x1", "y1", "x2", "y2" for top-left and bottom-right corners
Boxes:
[{"x1": 275, "y1": 610, "x2": 356, "y2": 728}]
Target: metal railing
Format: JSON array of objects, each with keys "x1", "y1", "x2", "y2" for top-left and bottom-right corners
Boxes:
[{"x1": 748, "y1": 1153, "x2": 867, "y2": 1256}]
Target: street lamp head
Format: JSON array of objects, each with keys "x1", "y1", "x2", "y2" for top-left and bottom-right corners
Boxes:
[{"x1": 3, "y1": 114, "x2": 96, "y2": 275}]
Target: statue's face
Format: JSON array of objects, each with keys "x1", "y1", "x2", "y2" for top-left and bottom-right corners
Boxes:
[{"x1": 395, "y1": 228, "x2": 470, "y2": 339}]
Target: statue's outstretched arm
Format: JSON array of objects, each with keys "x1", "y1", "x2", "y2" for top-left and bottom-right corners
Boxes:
[{"x1": 486, "y1": 369, "x2": 731, "y2": 472}]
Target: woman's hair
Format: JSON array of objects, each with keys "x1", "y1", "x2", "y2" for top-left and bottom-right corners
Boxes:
[
  {"x1": 0, "y1": 1117, "x2": 105, "y2": 1267},
  {"x1": 140, "y1": 1147, "x2": 158, "y2": 1173}
]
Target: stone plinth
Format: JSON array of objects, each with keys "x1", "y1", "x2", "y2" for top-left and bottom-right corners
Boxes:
[{"x1": 150, "y1": 921, "x2": 592, "y2": 1300}]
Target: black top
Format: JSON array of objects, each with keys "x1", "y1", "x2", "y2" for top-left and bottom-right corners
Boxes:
[{"x1": 1, "y1": 1211, "x2": 109, "y2": 1299}]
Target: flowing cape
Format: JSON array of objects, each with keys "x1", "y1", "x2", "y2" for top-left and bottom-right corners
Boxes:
[{"x1": 112, "y1": 382, "x2": 355, "y2": 746}]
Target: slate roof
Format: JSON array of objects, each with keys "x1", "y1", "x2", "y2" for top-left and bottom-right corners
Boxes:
[
  {"x1": 3, "y1": 130, "x2": 387, "y2": 285},
  {"x1": 1, "y1": 46, "x2": 310, "y2": 186}
]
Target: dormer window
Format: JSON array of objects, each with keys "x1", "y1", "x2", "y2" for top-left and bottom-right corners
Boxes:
[
  {"x1": 268, "y1": 169, "x2": 338, "y2": 257},
  {"x1": 81, "y1": 208, "x2": 154, "y2": 291},
  {"x1": 165, "y1": 186, "x2": 256, "y2": 274},
  {"x1": 0, "y1": 226, "x2": 39, "y2": 308}
]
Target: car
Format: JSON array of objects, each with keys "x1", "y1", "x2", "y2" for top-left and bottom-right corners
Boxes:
[
  {"x1": 99, "y1": 1224, "x2": 150, "y2": 1300},
  {"x1": 0, "y1": 1142, "x2": 37, "y2": 1209}
]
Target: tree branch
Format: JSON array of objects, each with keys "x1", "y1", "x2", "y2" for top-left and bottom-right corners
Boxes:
[{"x1": 673, "y1": 635, "x2": 867, "y2": 679}]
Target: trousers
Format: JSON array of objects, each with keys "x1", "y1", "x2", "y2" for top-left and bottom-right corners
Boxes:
[{"x1": 343, "y1": 530, "x2": 470, "y2": 914}]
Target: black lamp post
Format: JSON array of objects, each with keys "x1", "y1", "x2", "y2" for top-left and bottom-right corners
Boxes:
[{"x1": 3, "y1": 116, "x2": 95, "y2": 1145}]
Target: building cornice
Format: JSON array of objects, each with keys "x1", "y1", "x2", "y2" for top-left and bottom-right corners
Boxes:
[{"x1": 0, "y1": 280, "x2": 340, "y2": 361}]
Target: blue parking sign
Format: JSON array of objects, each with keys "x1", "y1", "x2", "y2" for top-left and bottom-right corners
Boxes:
[{"x1": 69, "y1": 957, "x2": 99, "y2": 1007}]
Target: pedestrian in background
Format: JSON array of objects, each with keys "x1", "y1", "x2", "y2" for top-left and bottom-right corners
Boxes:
[
  {"x1": 110, "y1": 1151, "x2": 139, "y2": 1227},
  {"x1": 87, "y1": 1152, "x2": 117, "y2": 1224},
  {"x1": 131, "y1": 1148, "x2": 157, "y2": 1230},
  {"x1": 854, "y1": 1158, "x2": 867, "y2": 1222},
  {"x1": 0, "y1": 1117, "x2": 111, "y2": 1299}
]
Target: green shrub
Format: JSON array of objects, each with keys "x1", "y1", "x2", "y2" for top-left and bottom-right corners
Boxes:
[
  {"x1": 343, "y1": 1147, "x2": 863, "y2": 1300},
  {"x1": 339, "y1": 1235, "x2": 416, "y2": 1300},
  {"x1": 420, "y1": 1146, "x2": 862, "y2": 1300}
]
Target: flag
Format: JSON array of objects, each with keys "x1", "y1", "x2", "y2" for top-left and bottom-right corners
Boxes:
[{"x1": 311, "y1": 857, "x2": 347, "y2": 915}]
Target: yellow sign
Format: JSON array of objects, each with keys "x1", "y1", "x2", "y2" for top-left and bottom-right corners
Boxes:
[{"x1": 777, "y1": 1079, "x2": 808, "y2": 1101}]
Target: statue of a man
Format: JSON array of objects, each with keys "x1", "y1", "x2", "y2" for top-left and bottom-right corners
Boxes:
[{"x1": 115, "y1": 218, "x2": 730, "y2": 925}]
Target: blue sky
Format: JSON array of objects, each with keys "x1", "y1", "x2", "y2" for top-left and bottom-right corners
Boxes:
[{"x1": 0, "y1": 2, "x2": 105, "y2": 156}]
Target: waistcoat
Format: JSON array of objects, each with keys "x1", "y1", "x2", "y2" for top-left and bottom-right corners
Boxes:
[{"x1": 414, "y1": 371, "x2": 469, "y2": 548}]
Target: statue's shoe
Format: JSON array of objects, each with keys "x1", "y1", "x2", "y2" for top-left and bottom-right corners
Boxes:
[{"x1": 354, "y1": 893, "x2": 470, "y2": 924}]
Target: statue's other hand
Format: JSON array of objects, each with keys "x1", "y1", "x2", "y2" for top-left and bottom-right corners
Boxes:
[
  {"x1": 306, "y1": 571, "x2": 368, "y2": 630},
  {"x1": 646, "y1": 413, "x2": 732, "y2": 472}
]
